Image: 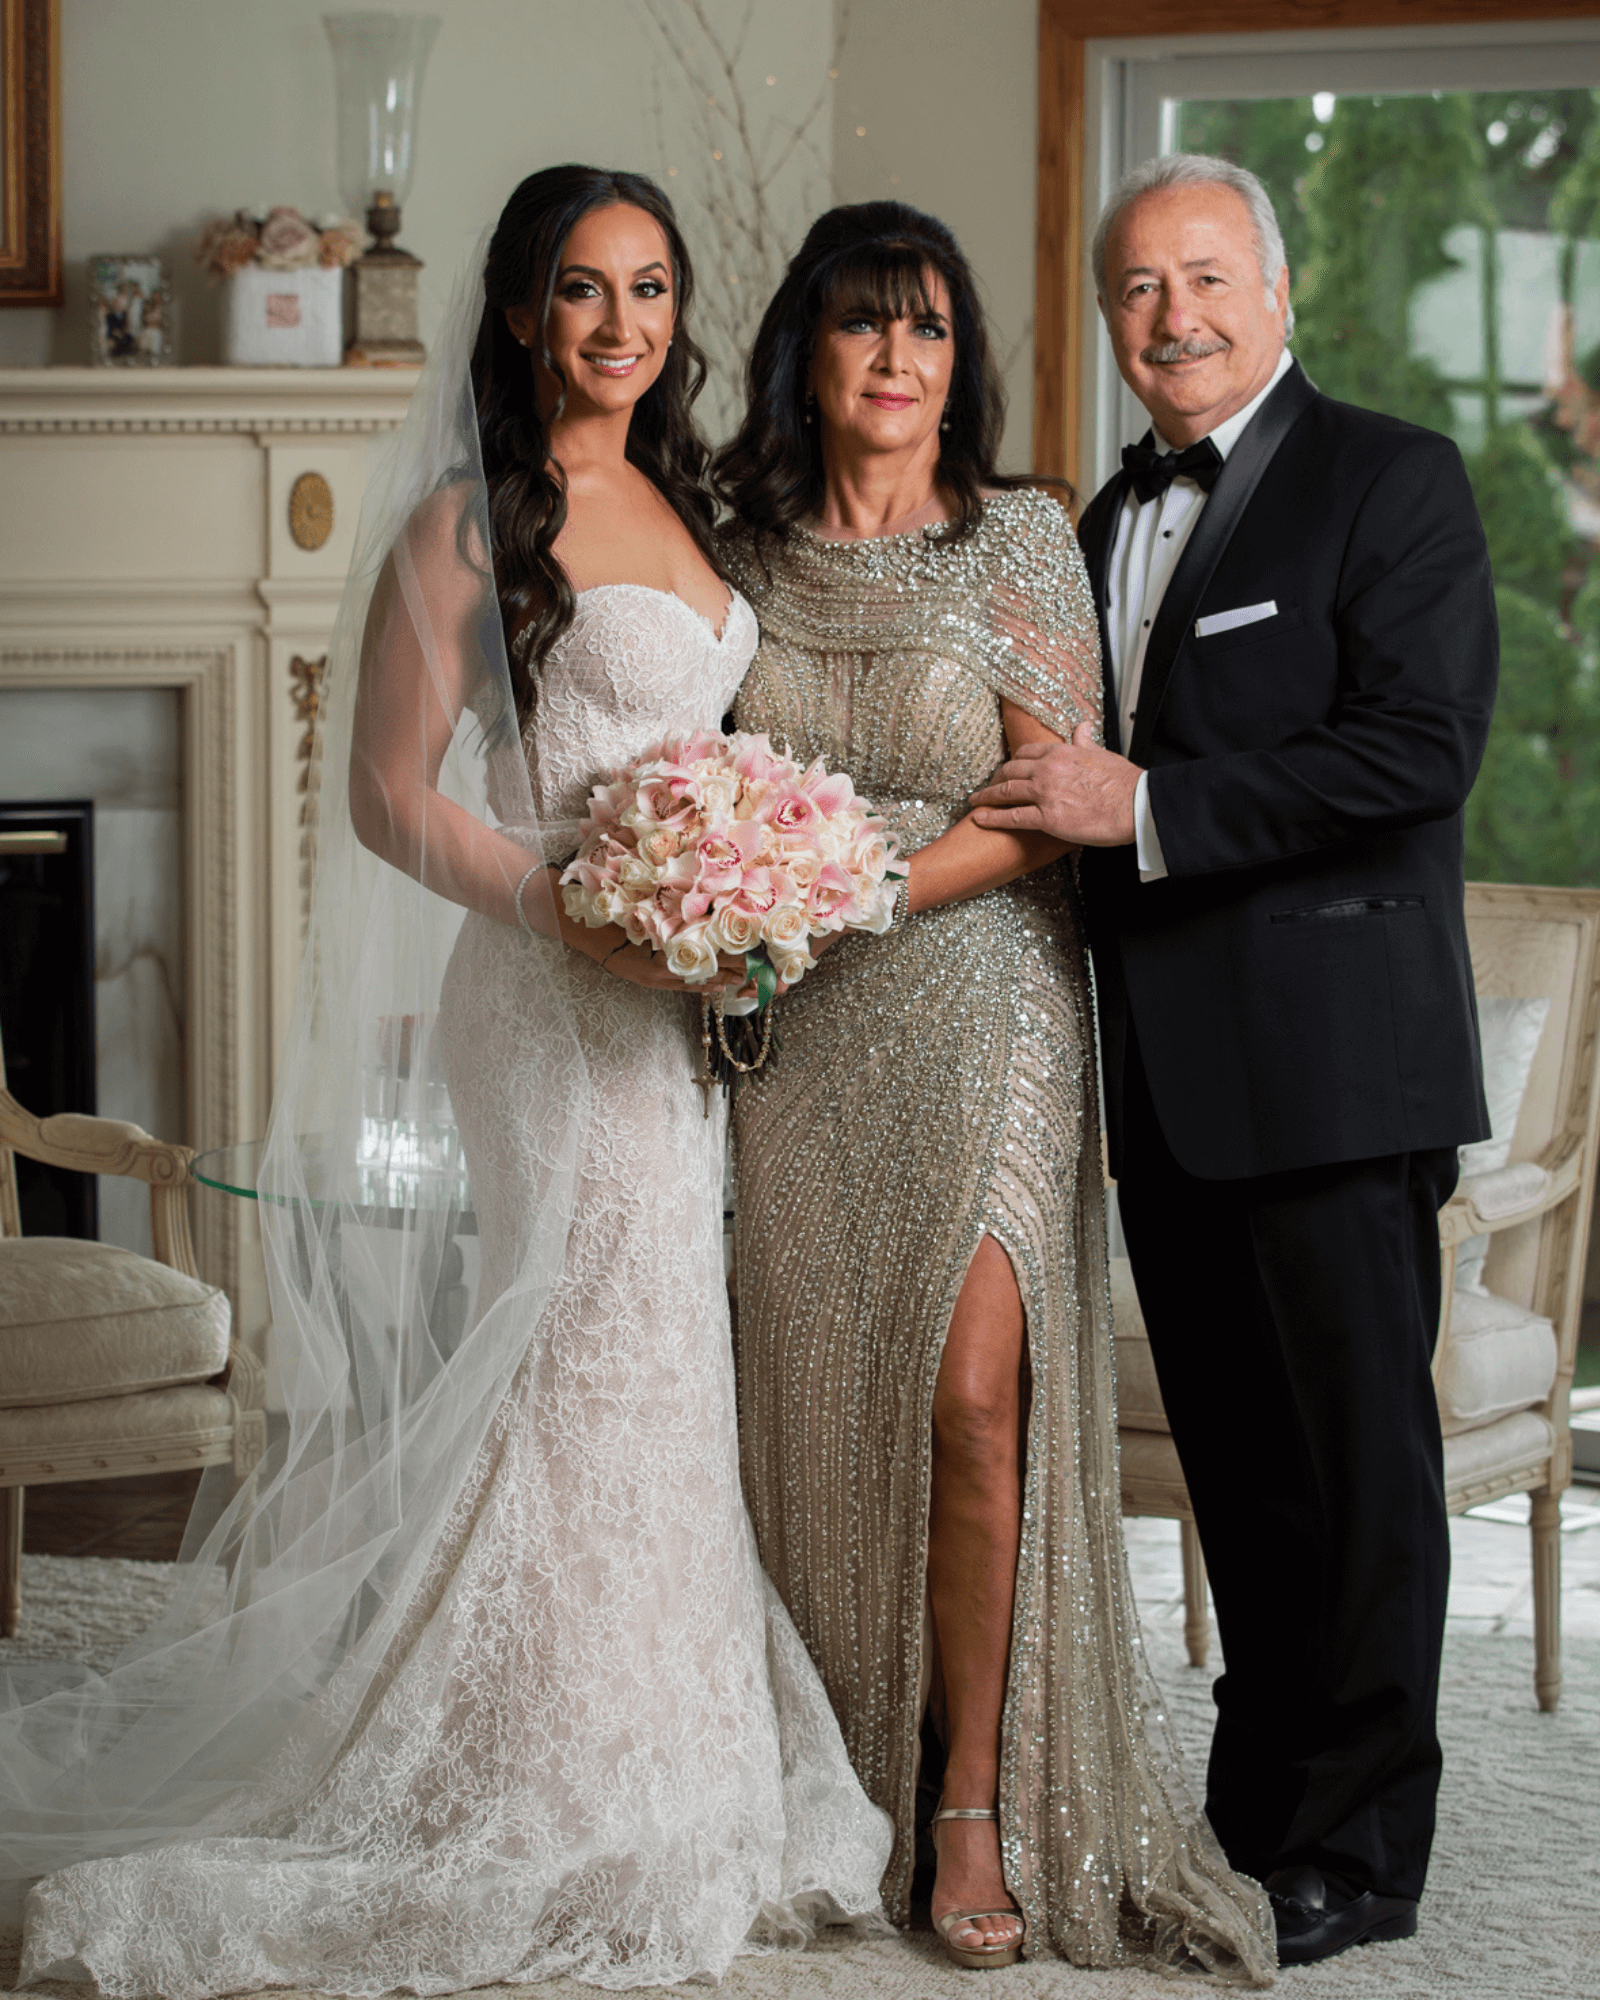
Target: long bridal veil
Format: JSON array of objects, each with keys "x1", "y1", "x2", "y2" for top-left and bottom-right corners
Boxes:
[{"x1": 0, "y1": 243, "x2": 593, "y2": 1922}]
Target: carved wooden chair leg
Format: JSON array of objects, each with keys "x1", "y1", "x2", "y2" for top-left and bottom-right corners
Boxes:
[
  {"x1": 1530, "y1": 1487, "x2": 1562, "y2": 1713},
  {"x1": 1179, "y1": 1516, "x2": 1209, "y2": 1668},
  {"x1": 1, "y1": 1486, "x2": 23, "y2": 1638}
]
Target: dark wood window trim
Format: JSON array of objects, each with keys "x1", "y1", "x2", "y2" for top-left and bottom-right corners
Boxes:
[{"x1": 1034, "y1": 0, "x2": 1600, "y2": 487}]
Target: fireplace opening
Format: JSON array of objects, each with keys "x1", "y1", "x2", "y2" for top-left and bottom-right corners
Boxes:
[{"x1": 0, "y1": 800, "x2": 97, "y2": 1238}]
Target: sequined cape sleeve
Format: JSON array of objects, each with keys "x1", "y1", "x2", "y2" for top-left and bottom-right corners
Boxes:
[{"x1": 975, "y1": 485, "x2": 1105, "y2": 745}]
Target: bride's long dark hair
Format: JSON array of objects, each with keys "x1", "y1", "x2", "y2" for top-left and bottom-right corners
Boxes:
[
  {"x1": 472, "y1": 165, "x2": 720, "y2": 726},
  {"x1": 715, "y1": 200, "x2": 1049, "y2": 548}
]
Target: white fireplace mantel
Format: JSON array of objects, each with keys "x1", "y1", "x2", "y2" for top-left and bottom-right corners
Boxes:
[
  {"x1": 0, "y1": 365, "x2": 420, "y2": 435},
  {"x1": 0, "y1": 365, "x2": 419, "y2": 1336}
]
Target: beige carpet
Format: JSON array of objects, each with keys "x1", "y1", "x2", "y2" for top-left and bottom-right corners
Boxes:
[{"x1": 2, "y1": 1554, "x2": 1597, "y2": 1998}]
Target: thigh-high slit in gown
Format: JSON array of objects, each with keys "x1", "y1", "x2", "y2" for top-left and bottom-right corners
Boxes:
[
  {"x1": 18, "y1": 585, "x2": 891, "y2": 1999},
  {"x1": 722, "y1": 494, "x2": 1276, "y2": 1983}
]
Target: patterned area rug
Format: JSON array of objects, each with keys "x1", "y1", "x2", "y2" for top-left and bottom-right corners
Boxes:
[{"x1": 2, "y1": 1553, "x2": 1597, "y2": 1998}]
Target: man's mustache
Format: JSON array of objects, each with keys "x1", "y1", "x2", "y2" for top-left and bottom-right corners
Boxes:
[{"x1": 1141, "y1": 337, "x2": 1230, "y2": 364}]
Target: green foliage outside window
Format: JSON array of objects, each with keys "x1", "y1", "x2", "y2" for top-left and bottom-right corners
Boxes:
[{"x1": 1176, "y1": 90, "x2": 1600, "y2": 887}]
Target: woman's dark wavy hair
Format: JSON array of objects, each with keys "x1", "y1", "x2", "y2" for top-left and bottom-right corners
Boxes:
[
  {"x1": 471, "y1": 164, "x2": 720, "y2": 726},
  {"x1": 715, "y1": 200, "x2": 1055, "y2": 546}
]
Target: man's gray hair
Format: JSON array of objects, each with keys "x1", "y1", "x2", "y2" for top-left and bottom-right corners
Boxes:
[{"x1": 1092, "y1": 152, "x2": 1295, "y2": 339}]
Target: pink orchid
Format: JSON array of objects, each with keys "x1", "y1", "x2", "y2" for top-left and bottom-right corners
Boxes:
[
  {"x1": 805, "y1": 861, "x2": 857, "y2": 924},
  {"x1": 729, "y1": 865, "x2": 798, "y2": 917},
  {"x1": 765, "y1": 788, "x2": 823, "y2": 836},
  {"x1": 803, "y1": 767, "x2": 858, "y2": 817},
  {"x1": 731, "y1": 733, "x2": 787, "y2": 784}
]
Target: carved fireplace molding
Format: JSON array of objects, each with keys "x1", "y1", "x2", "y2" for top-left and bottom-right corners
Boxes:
[
  {"x1": 0, "y1": 366, "x2": 419, "y2": 437},
  {"x1": 0, "y1": 642, "x2": 241, "y2": 1295},
  {"x1": 0, "y1": 366, "x2": 417, "y2": 1343}
]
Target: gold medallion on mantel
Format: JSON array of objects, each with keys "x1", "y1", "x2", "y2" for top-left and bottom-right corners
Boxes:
[{"x1": 288, "y1": 471, "x2": 335, "y2": 551}]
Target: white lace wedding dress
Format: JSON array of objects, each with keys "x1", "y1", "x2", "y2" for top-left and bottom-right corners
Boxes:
[{"x1": 21, "y1": 585, "x2": 892, "y2": 1998}]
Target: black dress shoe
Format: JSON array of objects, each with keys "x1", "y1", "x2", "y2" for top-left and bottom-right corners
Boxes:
[{"x1": 1265, "y1": 1866, "x2": 1418, "y2": 1966}]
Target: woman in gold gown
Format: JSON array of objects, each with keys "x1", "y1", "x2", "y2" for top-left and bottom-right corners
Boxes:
[{"x1": 715, "y1": 202, "x2": 1276, "y2": 1982}]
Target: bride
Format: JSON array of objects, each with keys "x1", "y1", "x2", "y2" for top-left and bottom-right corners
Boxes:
[{"x1": 2, "y1": 166, "x2": 889, "y2": 1996}]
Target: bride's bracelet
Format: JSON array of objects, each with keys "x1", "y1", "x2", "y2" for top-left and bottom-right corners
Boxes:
[{"x1": 513, "y1": 863, "x2": 543, "y2": 937}]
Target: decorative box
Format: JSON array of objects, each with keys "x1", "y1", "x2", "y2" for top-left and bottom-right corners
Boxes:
[{"x1": 224, "y1": 266, "x2": 342, "y2": 367}]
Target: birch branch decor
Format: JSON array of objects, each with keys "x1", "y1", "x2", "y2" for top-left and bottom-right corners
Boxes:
[{"x1": 636, "y1": 0, "x2": 850, "y2": 433}]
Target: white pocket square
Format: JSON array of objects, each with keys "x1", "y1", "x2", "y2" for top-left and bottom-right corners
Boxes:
[{"x1": 1195, "y1": 599, "x2": 1278, "y2": 639}]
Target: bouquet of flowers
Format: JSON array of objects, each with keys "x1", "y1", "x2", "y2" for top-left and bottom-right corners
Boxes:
[
  {"x1": 559, "y1": 729, "x2": 905, "y2": 1080},
  {"x1": 195, "y1": 207, "x2": 368, "y2": 280}
]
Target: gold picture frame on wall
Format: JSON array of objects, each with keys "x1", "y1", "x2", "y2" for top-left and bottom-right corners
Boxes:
[{"x1": 0, "y1": 0, "x2": 61, "y2": 307}]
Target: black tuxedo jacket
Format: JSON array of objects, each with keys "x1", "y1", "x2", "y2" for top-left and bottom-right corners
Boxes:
[{"x1": 1077, "y1": 360, "x2": 1497, "y2": 1181}]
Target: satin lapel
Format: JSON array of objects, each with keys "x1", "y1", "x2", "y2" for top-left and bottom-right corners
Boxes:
[
  {"x1": 1127, "y1": 362, "x2": 1319, "y2": 768},
  {"x1": 1078, "y1": 472, "x2": 1129, "y2": 755}
]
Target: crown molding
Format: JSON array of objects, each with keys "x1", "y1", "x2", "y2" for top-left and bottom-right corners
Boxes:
[{"x1": 0, "y1": 365, "x2": 419, "y2": 435}]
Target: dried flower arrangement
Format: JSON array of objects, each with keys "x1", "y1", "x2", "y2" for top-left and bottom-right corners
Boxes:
[{"x1": 196, "y1": 207, "x2": 368, "y2": 282}]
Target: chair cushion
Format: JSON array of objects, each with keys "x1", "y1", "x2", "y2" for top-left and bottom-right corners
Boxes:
[
  {"x1": 1437, "y1": 1288, "x2": 1558, "y2": 1436},
  {"x1": 0, "y1": 1382, "x2": 236, "y2": 1482},
  {"x1": 0, "y1": 1238, "x2": 231, "y2": 1409},
  {"x1": 1109, "y1": 1256, "x2": 1169, "y2": 1432},
  {"x1": 1443, "y1": 1408, "x2": 1553, "y2": 1494}
]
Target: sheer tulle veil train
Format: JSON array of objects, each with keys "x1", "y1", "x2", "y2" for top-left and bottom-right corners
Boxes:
[
  {"x1": 0, "y1": 228, "x2": 586, "y2": 1914},
  {"x1": 1, "y1": 211, "x2": 859, "y2": 1970}
]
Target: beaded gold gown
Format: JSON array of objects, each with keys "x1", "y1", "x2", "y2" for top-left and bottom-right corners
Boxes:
[{"x1": 722, "y1": 490, "x2": 1276, "y2": 1982}]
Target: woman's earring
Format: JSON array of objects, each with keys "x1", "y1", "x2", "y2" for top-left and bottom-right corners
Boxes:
[
  {"x1": 939, "y1": 412, "x2": 951, "y2": 433},
  {"x1": 804, "y1": 388, "x2": 816, "y2": 424}
]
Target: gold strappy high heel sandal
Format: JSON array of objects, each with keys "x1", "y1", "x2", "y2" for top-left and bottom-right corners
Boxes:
[{"x1": 931, "y1": 1806, "x2": 1025, "y2": 1970}]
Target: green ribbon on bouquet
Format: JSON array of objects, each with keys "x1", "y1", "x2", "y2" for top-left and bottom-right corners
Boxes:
[{"x1": 745, "y1": 948, "x2": 779, "y2": 1013}]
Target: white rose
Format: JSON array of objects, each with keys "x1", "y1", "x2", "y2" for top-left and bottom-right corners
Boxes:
[
  {"x1": 853, "y1": 832, "x2": 892, "y2": 881},
  {"x1": 784, "y1": 849, "x2": 821, "y2": 889},
  {"x1": 696, "y1": 774, "x2": 737, "y2": 816},
  {"x1": 618, "y1": 854, "x2": 657, "y2": 895},
  {"x1": 639, "y1": 827, "x2": 680, "y2": 868},
  {"x1": 854, "y1": 885, "x2": 896, "y2": 936},
  {"x1": 706, "y1": 903, "x2": 762, "y2": 955},
  {"x1": 769, "y1": 942, "x2": 815, "y2": 987},
  {"x1": 664, "y1": 922, "x2": 719, "y2": 984},
  {"x1": 762, "y1": 902, "x2": 812, "y2": 951}
]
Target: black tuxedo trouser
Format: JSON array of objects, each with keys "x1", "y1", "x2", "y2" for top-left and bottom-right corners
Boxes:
[{"x1": 1116, "y1": 1031, "x2": 1456, "y2": 1903}]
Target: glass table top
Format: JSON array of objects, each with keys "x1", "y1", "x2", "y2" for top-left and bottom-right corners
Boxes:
[
  {"x1": 191, "y1": 1137, "x2": 475, "y2": 1228},
  {"x1": 191, "y1": 1141, "x2": 266, "y2": 1200}
]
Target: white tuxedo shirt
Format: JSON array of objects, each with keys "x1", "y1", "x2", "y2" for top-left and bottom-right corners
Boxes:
[{"x1": 1109, "y1": 349, "x2": 1293, "y2": 881}]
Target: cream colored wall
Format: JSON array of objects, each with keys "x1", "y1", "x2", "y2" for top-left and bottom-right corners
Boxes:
[
  {"x1": 832, "y1": 0, "x2": 1039, "y2": 473},
  {"x1": 0, "y1": 0, "x2": 837, "y2": 375},
  {"x1": 3, "y1": 0, "x2": 1042, "y2": 447}
]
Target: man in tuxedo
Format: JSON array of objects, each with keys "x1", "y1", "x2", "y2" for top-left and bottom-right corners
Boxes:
[{"x1": 971, "y1": 153, "x2": 1496, "y2": 1965}]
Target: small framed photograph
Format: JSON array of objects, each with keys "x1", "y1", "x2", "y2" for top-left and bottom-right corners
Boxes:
[{"x1": 88, "y1": 254, "x2": 172, "y2": 367}]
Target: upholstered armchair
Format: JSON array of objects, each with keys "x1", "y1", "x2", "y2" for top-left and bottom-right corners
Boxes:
[
  {"x1": 0, "y1": 1067, "x2": 266, "y2": 1637},
  {"x1": 1113, "y1": 883, "x2": 1600, "y2": 1710}
]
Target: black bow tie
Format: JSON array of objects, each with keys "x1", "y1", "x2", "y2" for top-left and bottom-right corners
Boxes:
[{"x1": 1122, "y1": 434, "x2": 1224, "y2": 505}]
